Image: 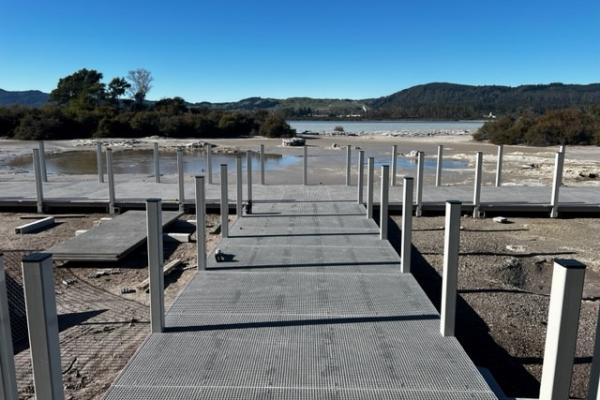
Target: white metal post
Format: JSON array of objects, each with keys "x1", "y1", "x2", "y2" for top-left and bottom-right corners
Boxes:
[
  {"x1": 153, "y1": 142, "x2": 160, "y2": 183},
  {"x1": 380, "y1": 165, "x2": 389, "y2": 240},
  {"x1": 416, "y1": 151, "x2": 424, "y2": 217},
  {"x1": 303, "y1": 145, "x2": 308, "y2": 185},
  {"x1": 539, "y1": 259, "x2": 586, "y2": 400},
  {"x1": 346, "y1": 145, "x2": 351, "y2": 186},
  {"x1": 96, "y1": 142, "x2": 104, "y2": 183},
  {"x1": 220, "y1": 164, "x2": 228, "y2": 238},
  {"x1": 391, "y1": 145, "x2": 397, "y2": 186},
  {"x1": 38, "y1": 141, "x2": 47, "y2": 182},
  {"x1": 146, "y1": 199, "x2": 164, "y2": 333},
  {"x1": 559, "y1": 145, "x2": 566, "y2": 155},
  {"x1": 357, "y1": 150, "x2": 365, "y2": 204},
  {"x1": 177, "y1": 148, "x2": 185, "y2": 212},
  {"x1": 206, "y1": 144, "x2": 213, "y2": 184},
  {"x1": 195, "y1": 176, "x2": 206, "y2": 270},
  {"x1": 589, "y1": 305, "x2": 600, "y2": 400},
  {"x1": 33, "y1": 148, "x2": 44, "y2": 213},
  {"x1": 473, "y1": 152, "x2": 483, "y2": 218},
  {"x1": 21, "y1": 252, "x2": 64, "y2": 400},
  {"x1": 550, "y1": 151, "x2": 564, "y2": 218},
  {"x1": 246, "y1": 151, "x2": 253, "y2": 210},
  {"x1": 0, "y1": 256, "x2": 18, "y2": 400},
  {"x1": 401, "y1": 177, "x2": 414, "y2": 273},
  {"x1": 367, "y1": 157, "x2": 374, "y2": 219},
  {"x1": 436, "y1": 145, "x2": 443, "y2": 187},
  {"x1": 495, "y1": 145, "x2": 503, "y2": 187},
  {"x1": 260, "y1": 144, "x2": 265, "y2": 185},
  {"x1": 440, "y1": 200, "x2": 461, "y2": 337},
  {"x1": 236, "y1": 153, "x2": 243, "y2": 218},
  {"x1": 106, "y1": 148, "x2": 116, "y2": 215}
]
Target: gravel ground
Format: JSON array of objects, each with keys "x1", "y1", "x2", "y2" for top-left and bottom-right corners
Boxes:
[
  {"x1": 389, "y1": 214, "x2": 600, "y2": 399},
  {"x1": 1, "y1": 211, "x2": 220, "y2": 400}
]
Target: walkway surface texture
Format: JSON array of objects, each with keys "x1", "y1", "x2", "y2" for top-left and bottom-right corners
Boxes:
[
  {"x1": 2, "y1": 175, "x2": 600, "y2": 213},
  {"x1": 104, "y1": 196, "x2": 497, "y2": 399}
]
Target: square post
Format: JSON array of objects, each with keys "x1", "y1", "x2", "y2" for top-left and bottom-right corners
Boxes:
[
  {"x1": 473, "y1": 152, "x2": 483, "y2": 218},
  {"x1": 346, "y1": 144, "x2": 352, "y2": 186},
  {"x1": 440, "y1": 200, "x2": 461, "y2": 337},
  {"x1": 357, "y1": 150, "x2": 364, "y2": 204},
  {"x1": 436, "y1": 145, "x2": 443, "y2": 187},
  {"x1": 495, "y1": 145, "x2": 503, "y2": 187},
  {"x1": 21, "y1": 252, "x2": 64, "y2": 400},
  {"x1": 416, "y1": 151, "x2": 424, "y2": 217},
  {"x1": 366, "y1": 157, "x2": 374, "y2": 219},
  {"x1": 96, "y1": 142, "x2": 104, "y2": 183},
  {"x1": 38, "y1": 141, "x2": 48, "y2": 182},
  {"x1": 260, "y1": 144, "x2": 265, "y2": 185},
  {"x1": 0, "y1": 255, "x2": 18, "y2": 400},
  {"x1": 588, "y1": 305, "x2": 600, "y2": 400},
  {"x1": 236, "y1": 153, "x2": 243, "y2": 218},
  {"x1": 206, "y1": 144, "x2": 213, "y2": 184},
  {"x1": 106, "y1": 148, "x2": 116, "y2": 215},
  {"x1": 380, "y1": 165, "x2": 389, "y2": 240},
  {"x1": 246, "y1": 151, "x2": 253, "y2": 212},
  {"x1": 177, "y1": 148, "x2": 185, "y2": 212},
  {"x1": 32, "y1": 148, "x2": 44, "y2": 213},
  {"x1": 303, "y1": 145, "x2": 308, "y2": 185},
  {"x1": 153, "y1": 142, "x2": 160, "y2": 183},
  {"x1": 401, "y1": 177, "x2": 414, "y2": 273},
  {"x1": 145, "y1": 199, "x2": 164, "y2": 333},
  {"x1": 550, "y1": 151, "x2": 564, "y2": 218},
  {"x1": 220, "y1": 164, "x2": 229, "y2": 238},
  {"x1": 539, "y1": 259, "x2": 586, "y2": 400},
  {"x1": 195, "y1": 176, "x2": 206, "y2": 270},
  {"x1": 391, "y1": 145, "x2": 397, "y2": 186}
]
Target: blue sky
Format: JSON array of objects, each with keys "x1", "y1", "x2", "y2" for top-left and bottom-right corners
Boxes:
[{"x1": 1, "y1": 0, "x2": 599, "y2": 102}]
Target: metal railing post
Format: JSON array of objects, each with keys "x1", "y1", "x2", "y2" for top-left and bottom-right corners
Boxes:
[
  {"x1": 440, "y1": 200, "x2": 461, "y2": 337},
  {"x1": 195, "y1": 176, "x2": 206, "y2": 270},
  {"x1": 260, "y1": 144, "x2": 265, "y2": 185},
  {"x1": 0, "y1": 255, "x2": 17, "y2": 400},
  {"x1": 436, "y1": 145, "x2": 443, "y2": 187},
  {"x1": 539, "y1": 259, "x2": 586, "y2": 400},
  {"x1": 416, "y1": 151, "x2": 424, "y2": 217},
  {"x1": 303, "y1": 145, "x2": 308, "y2": 185},
  {"x1": 38, "y1": 141, "x2": 47, "y2": 182},
  {"x1": 33, "y1": 148, "x2": 44, "y2": 213},
  {"x1": 177, "y1": 148, "x2": 185, "y2": 212},
  {"x1": 357, "y1": 150, "x2": 364, "y2": 204},
  {"x1": 220, "y1": 164, "x2": 229, "y2": 238},
  {"x1": 146, "y1": 199, "x2": 164, "y2": 333},
  {"x1": 96, "y1": 142, "x2": 104, "y2": 183},
  {"x1": 473, "y1": 152, "x2": 483, "y2": 218},
  {"x1": 206, "y1": 144, "x2": 213, "y2": 184},
  {"x1": 391, "y1": 145, "x2": 397, "y2": 186},
  {"x1": 380, "y1": 165, "x2": 389, "y2": 240},
  {"x1": 106, "y1": 148, "x2": 116, "y2": 215},
  {"x1": 550, "y1": 151, "x2": 564, "y2": 218},
  {"x1": 401, "y1": 177, "x2": 414, "y2": 273},
  {"x1": 589, "y1": 306, "x2": 600, "y2": 400},
  {"x1": 21, "y1": 252, "x2": 65, "y2": 400},
  {"x1": 495, "y1": 145, "x2": 503, "y2": 187},
  {"x1": 153, "y1": 142, "x2": 160, "y2": 183},
  {"x1": 366, "y1": 157, "x2": 374, "y2": 219},
  {"x1": 346, "y1": 145, "x2": 351, "y2": 186},
  {"x1": 246, "y1": 151, "x2": 253, "y2": 212},
  {"x1": 236, "y1": 153, "x2": 243, "y2": 218}
]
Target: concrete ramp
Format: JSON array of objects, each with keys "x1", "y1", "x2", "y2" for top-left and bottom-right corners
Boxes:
[{"x1": 48, "y1": 211, "x2": 181, "y2": 261}]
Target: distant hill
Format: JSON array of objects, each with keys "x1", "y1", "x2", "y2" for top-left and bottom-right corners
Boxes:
[
  {"x1": 3, "y1": 82, "x2": 600, "y2": 119},
  {"x1": 0, "y1": 89, "x2": 49, "y2": 107}
]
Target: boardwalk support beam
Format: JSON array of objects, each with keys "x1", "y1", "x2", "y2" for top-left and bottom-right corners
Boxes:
[
  {"x1": 441, "y1": 200, "x2": 461, "y2": 337},
  {"x1": 206, "y1": 144, "x2": 212, "y2": 184},
  {"x1": 550, "y1": 151, "x2": 565, "y2": 218},
  {"x1": 391, "y1": 145, "x2": 397, "y2": 186},
  {"x1": 96, "y1": 142, "x2": 104, "y2": 183},
  {"x1": 106, "y1": 148, "x2": 116, "y2": 215},
  {"x1": 588, "y1": 305, "x2": 600, "y2": 400},
  {"x1": 177, "y1": 148, "x2": 185, "y2": 212},
  {"x1": 401, "y1": 177, "x2": 414, "y2": 273},
  {"x1": 246, "y1": 151, "x2": 253, "y2": 211},
  {"x1": 33, "y1": 148, "x2": 44, "y2": 213},
  {"x1": 303, "y1": 145, "x2": 308, "y2": 185},
  {"x1": 346, "y1": 145, "x2": 352, "y2": 186},
  {"x1": 416, "y1": 151, "x2": 424, "y2": 217},
  {"x1": 366, "y1": 157, "x2": 374, "y2": 219},
  {"x1": 357, "y1": 150, "x2": 365, "y2": 204},
  {"x1": 436, "y1": 145, "x2": 443, "y2": 187},
  {"x1": 260, "y1": 144, "x2": 265, "y2": 185},
  {"x1": 495, "y1": 145, "x2": 503, "y2": 187},
  {"x1": 153, "y1": 142, "x2": 160, "y2": 183},
  {"x1": 146, "y1": 199, "x2": 165, "y2": 333},
  {"x1": 0, "y1": 255, "x2": 18, "y2": 400},
  {"x1": 473, "y1": 152, "x2": 483, "y2": 218},
  {"x1": 195, "y1": 176, "x2": 206, "y2": 270},
  {"x1": 539, "y1": 259, "x2": 586, "y2": 399},
  {"x1": 380, "y1": 165, "x2": 389, "y2": 240},
  {"x1": 236, "y1": 154, "x2": 243, "y2": 218},
  {"x1": 220, "y1": 164, "x2": 229, "y2": 238},
  {"x1": 22, "y1": 252, "x2": 65, "y2": 400},
  {"x1": 38, "y1": 141, "x2": 48, "y2": 182}
]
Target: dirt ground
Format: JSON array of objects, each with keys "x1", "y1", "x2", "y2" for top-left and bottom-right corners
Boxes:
[
  {"x1": 1, "y1": 211, "x2": 221, "y2": 400},
  {"x1": 389, "y1": 214, "x2": 600, "y2": 399}
]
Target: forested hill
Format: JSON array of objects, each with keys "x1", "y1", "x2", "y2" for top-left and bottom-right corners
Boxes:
[{"x1": 2, "y1": 83, "x2": 600, "y2": 119}]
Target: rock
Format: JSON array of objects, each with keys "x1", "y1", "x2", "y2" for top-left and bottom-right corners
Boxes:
[
  {"x1": 120, "y1": 287, "x2": 136, "y2": 294},
  {"x1": 506, "y1": 244, "x2": 527, "y2": 253},
  {"x1": 62, "y1": 278, "x2": 77, "y2": 286},
  {"x1": 493, "y1": 216, "x2": 509, "y2": 224}
]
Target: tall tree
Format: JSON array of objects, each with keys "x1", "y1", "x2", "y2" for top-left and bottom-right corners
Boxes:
[
  {"x1": 126, "y1": 68, "x2": 153, "y2": 105},
  {"x1": 49, "y1": 68, "x2": 105, "y2": 109},
  {"x1": 107, "y1": 77, "x2": 131, "y2": 103}
]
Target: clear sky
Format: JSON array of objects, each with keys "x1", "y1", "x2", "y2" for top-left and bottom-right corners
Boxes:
[{"x1": 1, "y1": 0, "x2": 599, "y2": 102}]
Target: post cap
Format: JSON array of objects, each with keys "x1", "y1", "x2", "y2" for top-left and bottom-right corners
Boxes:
[
  {"x1": 194, "y1": 175, "x2": 205, "y2": 179},
  {"x1": 22, "y1": 252, "x2": 52, "y2": 263},
  {"x1": 554, "y1": 259, "x2": 586, "y2": 270},
  {"x1": 145, "y1": 198, "x2": 162, "y2": 203},
  {"x1": 446, "y1": 200, "x2": 462, "y2": 205}
]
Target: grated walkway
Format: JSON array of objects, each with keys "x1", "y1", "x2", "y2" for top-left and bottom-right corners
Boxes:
[{"x1": 104, "y1": 201, "x2": 497, "y2": 399}]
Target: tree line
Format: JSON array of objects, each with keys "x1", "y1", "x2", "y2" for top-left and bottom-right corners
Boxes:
[{"x1": 0, "y1": 68, "x2": 296, "y2": 140}]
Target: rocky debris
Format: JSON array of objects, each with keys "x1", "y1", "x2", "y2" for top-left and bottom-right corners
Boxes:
[
  {"x1": 88, "y1": 269, "x2": 119, "y2": 279},
  {"x1": 62, "y1": 278, "x2": 77, "y2": 286},
  {"x1": 282, "y1": 137, "x2": 306, "y2": 146},
  {"x1": 493, "y1": 216, "x2": 509, "y2": 224},
  {"x1": 120, "y1": 287, "x2": 136, "y2": 294},
  {"x1": 405, "y1": 150, "x2": 419, "y2": 158},
  {"x1": 497, "y1": 257, "x2": 526, "y2": 288},
  {"x1": 136, "y1": 259, "x2": 182, "y2": 291},
  {"x1": 506, "y1": 244, "x2": 527, "y2": 253},
  {"x1": 578, "y1": 171, "x2": 598, "y2": 179}
]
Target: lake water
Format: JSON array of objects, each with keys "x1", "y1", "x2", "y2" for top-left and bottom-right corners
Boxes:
[{"x1": 288, "y1": 120, "x2": 484, "y2": 135}]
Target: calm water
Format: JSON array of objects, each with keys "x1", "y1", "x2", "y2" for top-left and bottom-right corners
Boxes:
[{"x1": 288, "y1": 120, "x2": 484, "y2": 135}]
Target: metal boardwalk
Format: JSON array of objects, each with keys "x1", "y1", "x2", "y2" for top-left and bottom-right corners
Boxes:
[{"x1": 104, "y1": 201, "x2": 497, "y2": 399}]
